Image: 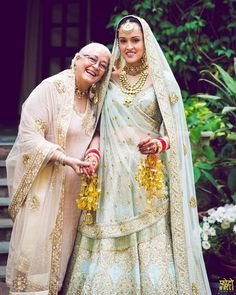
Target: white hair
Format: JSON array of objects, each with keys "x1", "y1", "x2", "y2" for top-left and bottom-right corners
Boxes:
[
  {"x1": 79, "y1": 42, "x2": 111, "y2": 57},
  {"x1": 71, "y1": 42, "x2": 111, "y2": 71}
]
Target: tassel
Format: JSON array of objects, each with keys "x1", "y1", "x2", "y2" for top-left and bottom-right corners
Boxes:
[
  {"x1": 135, "y1": 154, "x2": 165, "y2": 212},
  {"x1": 76, "y1": 174, "x2": 101, "y2": 224}
]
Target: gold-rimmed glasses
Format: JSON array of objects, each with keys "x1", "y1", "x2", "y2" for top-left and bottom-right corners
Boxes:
[{"x1": 82, "y1": 54, "x2": 108, "y2": 72}]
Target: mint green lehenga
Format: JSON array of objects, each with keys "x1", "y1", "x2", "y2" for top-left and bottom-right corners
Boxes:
[{"x1": 63, "y1": 16, "x2": 211, "y2": 295}]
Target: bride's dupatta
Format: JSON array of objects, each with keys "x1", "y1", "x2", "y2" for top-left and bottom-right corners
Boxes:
[
  {"x1": 6, "y1": 68, "x2": 110, "y2": 294},
  {"x1": 107, "y1": 16, "x2": 211, "y2": 294}
]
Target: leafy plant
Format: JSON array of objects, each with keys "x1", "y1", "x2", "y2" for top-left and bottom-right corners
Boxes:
[{"x1": 195, "y1": 61, "x2": 236, "y2": 206}]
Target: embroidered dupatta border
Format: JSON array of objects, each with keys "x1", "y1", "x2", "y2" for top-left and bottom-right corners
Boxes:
[
  {"x1": 140, "y1": 19, "x2": 190, "y2": 294},
  {"x1": 8, "y1": 141, "x2": 56, "y2": 220}
]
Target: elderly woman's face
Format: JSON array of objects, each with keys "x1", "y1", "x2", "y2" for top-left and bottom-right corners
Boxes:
[
  {"x1": 75, "y1": 47, "x2": 110, "y2": 85},
  {"x1": 118, "y1": 22, "x2": 144, "y2": 66}
]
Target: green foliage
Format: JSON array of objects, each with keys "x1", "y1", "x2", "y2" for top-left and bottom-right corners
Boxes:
[
  {"x1": 107, "y1": 0, "x2": 236, "y2": 94},
  {"x1": 192, "y1": 61, "x2": 236, "y2": 208}
]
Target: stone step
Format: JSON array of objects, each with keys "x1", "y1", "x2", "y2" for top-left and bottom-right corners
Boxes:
[
  {"x1": 0, "y1": 242, "x2": 9, "y2": 254},
  {"x1": 0, "y1": 198, "x2": 10, "y2": 219},
  {"x1": 0, "y1": 266, "x2": 6, "y2": 279},
  {"x1": 0, "y1": 198, "x2": 10, "y2": 207},
  {"x1": 0, "y1": 143, "x2": 13, "y2": 161},
  {"x1": 0, "y1": 179, "x2": 7, "y2": 187},
  {"x1": 0, "y1": 179, "x2": 8, "y2": 198},
  {"x1": 0, "y1": 281, "x2": 9, "y2": 294},
  {"x1": 0, "y1": 219, "x2": 13, "y2": 242},
  {"x1": 0, "y1": 160, "x2": 6, "y2": 178},
  {"x1": 0, "y1": 219, "x2": 13, "y2": 229}
]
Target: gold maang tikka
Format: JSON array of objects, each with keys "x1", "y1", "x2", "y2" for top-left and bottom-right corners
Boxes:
[{"x1": 121, "y1": 20, "x2": 135, "y2": 33}]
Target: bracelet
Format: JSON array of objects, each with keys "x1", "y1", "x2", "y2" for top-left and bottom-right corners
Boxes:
[
  {"x1": 85, "y1": 148, "x2": 101, "y2": 159},
  {"x1": 163, "y1": 135, "x2": 170, "y2": 149},
  {"x1": 155, "y1": 136, "x2": 170, "y2": 153},
  {"x1": 59, "y1": 154, "x2": 66, "y2": 166},
  {"x1": 85, "y1": 153, "x2": 100, "y2": 162}
]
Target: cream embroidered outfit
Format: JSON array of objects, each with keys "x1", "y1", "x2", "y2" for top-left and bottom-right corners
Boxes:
[
  {"x1": 6, "y1": 69, "x2": 110, "y2": 295},
  {"x1": 63, "y1": 16, "x2": 211, "y2": 295}
]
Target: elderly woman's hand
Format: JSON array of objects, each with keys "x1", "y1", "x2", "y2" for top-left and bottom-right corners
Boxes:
[
  {"x1": 65, "y1": 156, "x2": 94, "y2": 177},
  {"x1": 137, "y1": 136, "x2": 159, "y2": 155}
]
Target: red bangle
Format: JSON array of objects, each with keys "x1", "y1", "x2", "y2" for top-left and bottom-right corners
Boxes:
[
  {"x1": 85, "y1": 148, "x2": 101, "y2": 159},
  {"x1": 156, "y1": 137, "x2": 167, "y2": 152}
]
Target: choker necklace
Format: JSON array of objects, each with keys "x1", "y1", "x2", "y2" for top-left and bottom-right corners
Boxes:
[
  {"x1": 123, "y1": 61, "x2": 148, "y2": 76},
  {"x1": 119, "y1": 68, "x2": 148, "y2": 107},
  {"x1": 75, "y1": 85, "x2": 88, "y2": 97}
]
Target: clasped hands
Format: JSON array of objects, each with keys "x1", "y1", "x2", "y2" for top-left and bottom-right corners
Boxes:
[
  {"x1": 138, "y1": 137, "x2": 159, "y2": 154},
  {"x1": 66, "y1": 155, "x2": 99, "y2": 178}
]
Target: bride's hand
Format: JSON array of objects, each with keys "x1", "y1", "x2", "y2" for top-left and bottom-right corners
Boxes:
[
  {"x1": 65, "y1": 156, "x2": 94, "y2": 177},
  {"x1": 137, "y1": 137, "x2": 159, "y2": 154}
]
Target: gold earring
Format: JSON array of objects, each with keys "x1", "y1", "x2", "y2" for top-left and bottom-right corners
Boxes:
[
  {"x1": 141, "y1": 51, "x2": 147, "y2": 65},
  {"x1": 114, "y1": 54, "x2": 122, "y2": 70}
]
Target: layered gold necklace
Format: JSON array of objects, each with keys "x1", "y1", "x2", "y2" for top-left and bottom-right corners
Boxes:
[{"x1": 119, "y1": 63, "x2": 148, "y2": 107}]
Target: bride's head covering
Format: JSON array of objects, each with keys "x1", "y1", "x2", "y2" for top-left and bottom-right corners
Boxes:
[{"x1": 108, "y1": 15, "x2": 211, "y2": 294}]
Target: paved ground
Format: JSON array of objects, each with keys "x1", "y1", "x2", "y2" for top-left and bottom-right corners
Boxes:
[{"x1": 0, "y1": 282, "x2": 9, "y2": 295}]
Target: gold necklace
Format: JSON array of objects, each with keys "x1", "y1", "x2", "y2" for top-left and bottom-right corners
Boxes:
[
  {"x1": 119, "y1": 69, "x2": 148, "y2": 106},
  {"x1": 123, "y1": 62, "x2": 148, "y2": 76},
  {"x1": 75, "y1": 85, "x2": 88, "y2": 97}
]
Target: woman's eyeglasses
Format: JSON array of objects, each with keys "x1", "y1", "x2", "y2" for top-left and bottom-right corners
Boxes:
[{"x1": 82, "y1": 54, "x2": 108, "y2": 72}]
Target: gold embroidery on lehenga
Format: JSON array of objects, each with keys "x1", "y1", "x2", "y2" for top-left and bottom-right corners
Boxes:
[
  {"x1": 190, "y1": 196, "x2": 197, "y2": 208},
  {"x1": 12, "y1": 274, "x2": 27, "y2": 292},
  {"x1": 79, "y1": 201, "x2": 169, "y2": 239}
]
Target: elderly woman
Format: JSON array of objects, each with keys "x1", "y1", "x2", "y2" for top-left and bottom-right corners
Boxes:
[
  {"x1": 63, "y1": 16, "x2": 211, "y2": 294},
  {"x1": 6, "y1": 42, "x2": 111, "y2": 294}
]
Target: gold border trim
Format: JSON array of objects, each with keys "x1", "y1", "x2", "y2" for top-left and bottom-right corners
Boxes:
[
  {"x1": 8, "y1": 142, "x2": 52, "y2": 220},
  {"x1": 79, "y1": 201, "x2": 169, "y2": 239}
]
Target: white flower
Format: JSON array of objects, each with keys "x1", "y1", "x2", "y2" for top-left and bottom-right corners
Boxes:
[
  {"x1": 233, "y1": 225, "x2": 236, "y2": 234},
  {"x1": 203, "y1": 216, "x2": 208, "y2": 222},
  {"x1": 202, "y1": 241, "x2": 211, "y2": 250},
  {"x1": 201, "y1": 233, "x2": 209, "y2": 241},
  {"x1": 208, "y1": 215, "x2": 216, "y2": 224},
  {"x1": 209, "y1": 227, "x2": 216, "y2": 236},
  {"x1": 203, "y1": 222, "x2": 210, "y2": 230},
  {"x1": 208, "y1": 208, "x2": 215, "y2": 215}
]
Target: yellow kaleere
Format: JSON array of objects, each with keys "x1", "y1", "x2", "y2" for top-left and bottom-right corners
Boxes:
[
  {"x1": 135, "y1": 154, "x2": 165, "y2": 212},
  {"x1": 76, "y1": 174, "x2": 101, "y2": 225}
]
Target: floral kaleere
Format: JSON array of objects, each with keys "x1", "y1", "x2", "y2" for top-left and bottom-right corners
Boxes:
[
  {"x1": 200, "y1": 204, "x2": 236, "y2": 263},
  {"x1": 135, "y1": 154, "x2": 165, "y2": 212},
  {"x1": 76, "y1": 174, "x2": 101, "y2": 225}
]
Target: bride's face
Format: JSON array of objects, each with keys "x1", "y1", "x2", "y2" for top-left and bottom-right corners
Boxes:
[{"x1": 118, "y1": 22, "x2": 145, "y2": 66}]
